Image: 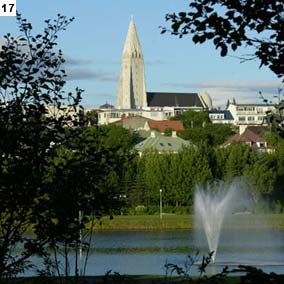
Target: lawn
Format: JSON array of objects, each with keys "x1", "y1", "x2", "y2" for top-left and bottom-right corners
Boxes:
[{"x1": 93, "y1": 214, "x2": 284, "y2": 231}]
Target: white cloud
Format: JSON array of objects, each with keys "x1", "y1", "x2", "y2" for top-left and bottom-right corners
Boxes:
[
  {"x1": 64, "y1": 56, "x2": 95, "y2": 66},
  {"x1": 162, "y1": 80, "x2": 284, "y2": 107},
  {"x1": 66, "y1": 68, "x2": 118, "y2": 82}
]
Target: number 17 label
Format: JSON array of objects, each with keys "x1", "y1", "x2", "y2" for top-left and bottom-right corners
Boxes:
[{"x1": 0, "y1": 0, "x2": 16, "y2": 16}]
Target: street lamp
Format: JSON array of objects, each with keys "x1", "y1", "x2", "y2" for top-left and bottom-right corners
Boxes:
[{"x1": 160, "y1": 189, "x2": 163, "y2": 219}]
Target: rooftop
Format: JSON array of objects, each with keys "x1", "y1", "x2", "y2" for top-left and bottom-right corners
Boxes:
[
  {"x1": 147, "y1": 120, "x2": 184, "y2": 133},
  {"x1": 223, "y1": 126, "x2": 268, "y2": 146},
  {"x1": 147, "y1": 92, "x2": 203, "y2": 108},
  {"x1": 135, "y1": 131, "x2": 192, "y2": 153}
]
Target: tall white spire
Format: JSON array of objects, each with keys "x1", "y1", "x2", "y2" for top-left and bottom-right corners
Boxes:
[{"x1": 116, "y1": 17, "x2": 147, "y2": 109}]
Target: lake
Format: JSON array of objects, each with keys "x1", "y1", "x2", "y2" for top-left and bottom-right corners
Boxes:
[
  {"x1": 25, "y1": 227, "x2": 284, "y2": 276},
  {"x1": 75, "y1": 228, "x2": 284, "y2": 276}
]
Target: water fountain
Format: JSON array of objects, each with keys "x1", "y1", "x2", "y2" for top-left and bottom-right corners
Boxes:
[{"x1": 194, "y1": 183, "x2": 238, "y2": 263}]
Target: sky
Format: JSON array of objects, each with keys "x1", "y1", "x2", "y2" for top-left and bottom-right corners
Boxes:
[{"x1": 0, "y1": 0, "x2": 283, "y2": 108}]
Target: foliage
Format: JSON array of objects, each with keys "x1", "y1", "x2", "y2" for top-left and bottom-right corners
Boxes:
[
  {"x1": 224, "y1": 143, "x2": 253, "y2": 180},
  {"x1": 164, "y1": 127, "x2": 173, "y2": 136},
  {"x1": 244, "y1": 155, "x2": 276, "y2": 205},
  {"x1": 172, "y1": 110, "x2": 210, "y2": 128},
  {"x1": 178, "y1": 123, "x2": 235, "y2": 146},
  {"x1": 40, "y1": 124, "x2": 136, "y2": 277},
  {"x1": 136, "y1": 147, "x2": 212, "y2": 206},
  {"x1": 0, "y1": 13, "x2": 83, "y2": 278},
  {"x1": 123, "y1": 138, "x2": 284, "y2": 211},
  {"x1": 162, "y1": 0, "x2": 284, "y2": 80},
  {"x1": 165, "y1": 251, "x2": 231, "y2": 284},
  {"x1": 0, "y1": 13, "x2": 137, "y2": 279}
]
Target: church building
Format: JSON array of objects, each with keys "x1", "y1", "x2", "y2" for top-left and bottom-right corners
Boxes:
[{"x1": 98, "y1": 17, "x2": 212, "y2": 125}]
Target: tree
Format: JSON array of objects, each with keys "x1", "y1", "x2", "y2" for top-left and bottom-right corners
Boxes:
[
  {"x1": 0, "y1": 14, "x2": 82, "y2": 277},
  {"x1": 162, "y1": 0, "x2": 284, "y2": 80},
  {"x1": 139, "y1": 149, "x2": 164, "y2": 205},
  {"x1": 244, "y1": 156, "x2": 276, "y2": 208},
  {"x1": 224, "y1": 143, "x2": 254, "y2": 180},
  {"x1": 178, "y1": 123, "x2": 235, "y2": 146},
  {"x1": 41, "y1": 125, "x2": 136, "y2": 277},
  {"x1": 172, "y1": 110, "x2": 210, "y2": 128}
]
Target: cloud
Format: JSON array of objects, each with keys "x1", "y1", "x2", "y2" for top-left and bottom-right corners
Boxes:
[
  {"x1": 162, "y1": 80, "x2": 284, "y2": 107},
  {"x1": 64, "y1": 55, "x2": 121, "y2": 66},
  {"x1": 66, "y1": 68, "x2": 118, "y2": 82},
  {"x1": 64, "y1": 56, "x2": 95, "y2": 66},
  {"x1": 146, "y1": 59, "x2": 166, "y2": 66}
]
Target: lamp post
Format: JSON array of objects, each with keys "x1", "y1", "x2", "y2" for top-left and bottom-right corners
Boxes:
[{"x1": 160, "y1": 189, "x2": 163, "y2": 219}]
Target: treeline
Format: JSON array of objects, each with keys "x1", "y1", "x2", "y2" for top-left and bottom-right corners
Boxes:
[{"x1": 122, "y1": 138, "x2": 284, "y2": 213}]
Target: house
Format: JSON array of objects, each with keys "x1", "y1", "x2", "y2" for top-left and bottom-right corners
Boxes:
[
  {"x1": 135, "y1": 131, "x2": 192, "y2": 156},
  {"x1": 223, "y1": 126, "x2": 273, "y2": 153},
  {"x1": 146, "y1": 91, "x2": 212, "y2": 112},
  {"x1": 208, "y1": 110, "x2": 234, "y2": 124},
  {"x1": 111, "y1": 116, "x2": 150, "y2": 131},
  {"x1": 227, "y1": 99, "x2": 275, "y2": 126},
  {"x1": 144, "y1": 120, "x2": 184, "y2": 134}
]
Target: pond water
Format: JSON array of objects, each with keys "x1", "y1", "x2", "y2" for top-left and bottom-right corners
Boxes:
[
  {"x1": 76, "y1": 228, "x2": 284, "y2": 276},
  {"x1": 26, "y1": 228, "x2": 284, "y2": 276}
]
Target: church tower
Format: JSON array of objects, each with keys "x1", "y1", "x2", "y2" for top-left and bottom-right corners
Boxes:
[{"x1": 116, "y1": 17, "x2": 147, "y2": 109}]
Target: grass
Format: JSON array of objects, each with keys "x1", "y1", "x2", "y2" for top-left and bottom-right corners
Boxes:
[
  {"x1": 94, "y1": 214, "x2": 194, "y2": 231},
  {"x1": 92, "y1": 214, "x2": 284, "y2": 231}
]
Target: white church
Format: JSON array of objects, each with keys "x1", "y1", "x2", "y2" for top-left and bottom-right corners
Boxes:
[
  {"x1": 96, "y1": 18, "x2": 277, "y2": 128},
  {"x1": 97, "y1": 18, "x2": 213, "y2": 125}
]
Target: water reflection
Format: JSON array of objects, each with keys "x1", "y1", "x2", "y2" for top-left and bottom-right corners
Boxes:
[
  {"x1": 27, "y1": 229, "x2": 284, "y2": 276},
  {"x1": 84, "y1": 229, "x2": 284, "y2": 275}
]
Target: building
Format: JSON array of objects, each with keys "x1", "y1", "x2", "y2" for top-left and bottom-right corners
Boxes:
[
  {"x1": 147, "y1": 91, "x2": 212, "y2": 111},
  {"x1": 144, "y1": 120, "x2": 184, "y2": 134},
  {"x1": 208, "y1": 110, "x2": 234, "y2": 124},
  {"x1": 111, "y1": 116, "x2": 150, "y2": 131},
  {"x1": 223, "y1": 126, "x2": 273, "y2": 153},
  {"x1": 135, "y1": 131, "x2": 192, "y2": 156},
  {"x1": 97, "y1": 18, "x2": 213, "y2": 125},
  {"x1": 98, "y1": 108, "x2": 166, "y2": 125},
  {"x1": 116, "y1": 17, "x2": 147, "y2": 109},
  {"x1": 227, "y1": 99, "x2": 275, "y2": 126}
]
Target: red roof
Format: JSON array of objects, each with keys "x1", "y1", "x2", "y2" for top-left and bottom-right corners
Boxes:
[
  {"x1": 147, "y1": 120, "x2": 184, "y2": 133},
  {"x1": 224, "y1": 126, "x2": 267, "y2": 146}
]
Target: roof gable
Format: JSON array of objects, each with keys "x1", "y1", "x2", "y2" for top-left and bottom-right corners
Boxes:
[
  {"x1": 146, "y1": 92, "x2": 203, "y2": 107},
  {"x1": 147, "y1": 120, "x2": 184, "y2": 132},
  {"x1": 224, "y1": 126, "x2": 267, "y2": 146},
  {"x1": 135, "y1": 132, "x2": 192, "y2": 153}
]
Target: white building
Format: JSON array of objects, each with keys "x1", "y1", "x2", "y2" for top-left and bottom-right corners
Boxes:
[
  {"x1": 208, "y1": 110, "x2": 234, "y2": 124},
  {"x1": 98, "y1": 102, "x2": 210, "y2": 125},
  {"x1": 116, "y1": 17, "x2": 147, "y2": 109},
  {"x1": 227, "y1": 100, "x2": 275, "y2": 126},
  {"x1": 97, "y1": 18, "x2": 213, "y2": 125}
]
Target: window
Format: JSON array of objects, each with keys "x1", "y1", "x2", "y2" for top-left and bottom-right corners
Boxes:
[
  {"x1": 248, "y1": 116, "x2": 255, "y2": 121},
  {"x1": 239, "y1": 116, "x2": 246, "y2": 121}
]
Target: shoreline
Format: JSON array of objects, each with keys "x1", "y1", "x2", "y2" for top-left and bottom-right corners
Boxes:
[{"x1": 92, "y1": 214, "x2": 284, "y2": 231}]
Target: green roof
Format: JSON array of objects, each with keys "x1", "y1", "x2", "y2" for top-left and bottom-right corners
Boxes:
[{"x1": 135, "y1": 132, "x2": 192, "y2": 153}]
